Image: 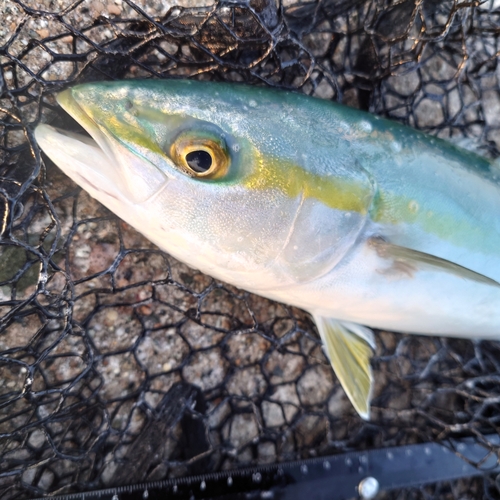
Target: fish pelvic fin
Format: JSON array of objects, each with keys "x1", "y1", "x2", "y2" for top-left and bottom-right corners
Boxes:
[{"x1": 313, "y1": 315, "x2": 375, "y2": 420}]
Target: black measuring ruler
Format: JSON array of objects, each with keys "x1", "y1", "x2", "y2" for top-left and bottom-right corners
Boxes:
[{"x1": 33, "y1": 436, "x2": 500, "y2": 500}]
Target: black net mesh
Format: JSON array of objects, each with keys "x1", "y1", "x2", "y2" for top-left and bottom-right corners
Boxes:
[{"x1": 2, "y1": 0, "x2": 500, "y2": 498}]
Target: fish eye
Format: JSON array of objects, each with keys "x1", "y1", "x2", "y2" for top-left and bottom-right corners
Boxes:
[
  {"x1": 170, "y1": 132, "x2": 230, "y2": 179},
  {"x1": 185, "y1": 150, "x2": 212, "y2": 173}
]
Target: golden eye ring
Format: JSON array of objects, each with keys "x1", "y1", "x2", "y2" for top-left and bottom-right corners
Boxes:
[{"x1": 170, "y1": 136, "x2": 230, "y2": 179}]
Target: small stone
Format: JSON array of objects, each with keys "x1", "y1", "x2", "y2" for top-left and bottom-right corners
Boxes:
[
  {"x1": 75, "y1": 245, "x2": 91, "y2": 259},
  {"x1": 28, "y1": 429, "x2": 45, "y2": 448},
  {"x1": 138, "y1": 304, "x2": 152, "y2": 316},
  {"x1": 262, "y1": 401, "x2": 285, "y2": 427},
  {"x1": 108, "y1": 2, "x2": 122, "y2": 15},
  {"x1": 105, "y1": 309, "x2": 119, "y2": 324},
  {"x1": 90, "y1": 0, "x2": 105, "y2": 16},
  {"x1": 225, "y1": 413, "x2": 259, "y2": 448}
]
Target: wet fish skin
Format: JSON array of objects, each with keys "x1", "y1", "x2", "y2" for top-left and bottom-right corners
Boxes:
[{"x1": 34, "y1": 80, "x2": 500, "y2": 419}]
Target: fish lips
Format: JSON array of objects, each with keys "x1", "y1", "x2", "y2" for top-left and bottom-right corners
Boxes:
[
  {"x1": 34, "y1": 123, "x2": 127, "y2": 206},
  {"x1": 35, "y1": 88, "x2": 168, "y2": 206}
]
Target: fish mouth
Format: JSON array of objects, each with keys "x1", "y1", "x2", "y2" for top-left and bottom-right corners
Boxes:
[
  {"x1": 35, "y1": 90, "x2": 126, "y2": 202},
  {"x1": 56, "y1": 87, "x2": 118, "y2": 165}
]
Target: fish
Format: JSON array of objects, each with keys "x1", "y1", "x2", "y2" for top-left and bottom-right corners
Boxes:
[{"x1": 34, "y1": 79, "x2": 500, "y2": 419}]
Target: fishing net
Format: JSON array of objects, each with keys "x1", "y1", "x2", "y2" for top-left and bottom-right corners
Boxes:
[{"x1": 1, "y1": 0, "x2": 500, "y2": 498}]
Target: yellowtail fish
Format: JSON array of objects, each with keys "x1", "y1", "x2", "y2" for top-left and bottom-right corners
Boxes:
[{"x1": 34, "y1": 80, "x2": 500, "y2": 419}]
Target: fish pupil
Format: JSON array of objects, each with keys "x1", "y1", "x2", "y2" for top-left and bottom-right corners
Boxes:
[{"x1": 186, "y1": 150, "x2": 212, "y2": 173}]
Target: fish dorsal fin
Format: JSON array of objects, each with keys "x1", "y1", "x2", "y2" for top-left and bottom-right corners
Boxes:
[
  {"x1": 313, "y1": 315, "x2": 374, "y2": 420},
  {"x1": 369, "y1": 237, "x2": 500, "y2": 287}
]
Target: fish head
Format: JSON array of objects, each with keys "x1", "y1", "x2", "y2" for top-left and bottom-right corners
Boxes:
[{"x1": 35, "y1": 80, "x2": 375, "y2": 291}]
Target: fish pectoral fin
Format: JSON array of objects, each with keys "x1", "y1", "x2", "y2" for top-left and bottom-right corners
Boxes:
[
  {"x1": 369, "y1": 237, "x2": 500, "y2": 287},
  {"x1": 313, "y1": 315, "x2": 374, "y2": 420}
]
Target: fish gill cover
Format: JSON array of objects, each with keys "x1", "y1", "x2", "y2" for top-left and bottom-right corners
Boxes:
[{"x1": 1, "y1": 0, "x2": 500, "y2": 498}]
